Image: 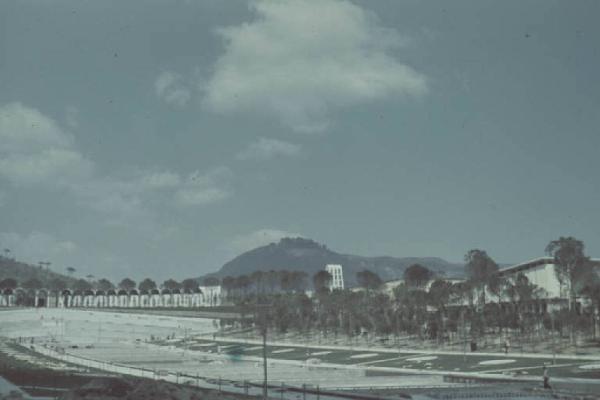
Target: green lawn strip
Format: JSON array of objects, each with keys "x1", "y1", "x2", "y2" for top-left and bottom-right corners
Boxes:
[{"x1": 548, "y1": 363, "x2": 600, "y2": 379}]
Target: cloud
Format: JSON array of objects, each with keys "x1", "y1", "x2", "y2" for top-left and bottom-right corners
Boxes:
[
  {"x1": 65, "y1": 105, "x2": 79, "y2": 129},
  {"x1": 138, "y1": 171, "x2": 182, "y2": 190},
  {"x1": 0, "y1": 231, "x2": 78, "y2": 266},
  {"x1": 201, "y1": 0, "x2": 427, "y2": 132},
  {"x1": 0, "y1": 102, "x2": 93, "y2": 185},
  {"x1": 236, "y1": 137, "x2": 302, "y2": 160},
  {"x1": 1, "y1": 102, "x2": 231, "y2": 229},
  {"x1": 175, "y1": 166, "x2": 233, "y2": 206},
  {"x1": 155, "y1": 71, "x2": 192, "y2": 107},
  {"x1": 226, "y1": 228, "x2": 304, "y2": 254}
]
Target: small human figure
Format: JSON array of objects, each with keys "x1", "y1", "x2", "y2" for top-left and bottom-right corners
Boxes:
[
  {"x1": 504, "y1": 338, "x2": 510, "y2": 354},
  {"x1": 543, "y1": 366, "x2": 551, "y2": 389}
]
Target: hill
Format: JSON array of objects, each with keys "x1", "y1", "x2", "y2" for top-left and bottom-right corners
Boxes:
[
  {"x1": 205, "y1": 237, "x2": 465, "y2": 286},
  {"x1": 0, "y1": 256, "x2": 77, "y2": 288}
]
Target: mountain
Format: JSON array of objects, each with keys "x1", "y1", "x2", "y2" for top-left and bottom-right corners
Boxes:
[
  {"x1": 0, "y1": 256, "x2": 77, "y2": 287},
  {"x1": 206, "y1": 238, "x2": 465, "y2": 286}
]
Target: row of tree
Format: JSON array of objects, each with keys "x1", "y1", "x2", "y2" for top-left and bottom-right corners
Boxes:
[
  {"x1": 0, "y1": 276, "x2": 221, "y2": 293},
  {"x1": 235, "y1": 237, "x2": 600, "y2": 346}
]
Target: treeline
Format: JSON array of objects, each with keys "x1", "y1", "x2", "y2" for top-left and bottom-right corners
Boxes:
[
  {"x1": 0, "y1": 273, "x2": 221, "y2": 293},
  {"x1": 231, "y1": 237, "x2": 600, "y2": 346},
  {"x1": 220, "y1": 270, "x2": 309, "y2": 300}
]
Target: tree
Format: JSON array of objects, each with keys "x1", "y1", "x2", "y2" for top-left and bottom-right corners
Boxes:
[
  {"x1": 289, "y1": 271, "x2": 308, "y2": 293},
  {"x1": 66, "y1": 267, "x2": 76, "y2": 276},
  {"x1": 203, "y1": 277, "x2": 220, "y2": 287},
  {"x1": 251, "y1": 271, "x2": 265, "y2": 294},
  {"x1": 503, "y1": 273, "x2": 545, "y2": 333},
  {"x1": 313, "y1": 270, "x2": 332, "y2": 294},
  {"x1": 73, "y1": 279, "x2": 92, "y2": 292},
  {"x1": 118, "y1": 278, "x2": 136, "y2": 291},
  {"x1": 404, "y1": 264, "x2": 433, "y2": 289},
  {"x1": 49, "y1": 278, "x2": 67, "y2": 292},
  {"x1": 428, "y1": 279, "x2": 454, "y2": 343},
  {"x1": 22, "y1": 278, "x2": 42, "y2": 290},
  {"x1": 182, "y1": 278, "x2": 199, "y2": 292},
  {"x1": 162, "y1": 279, "x2": 182, "y2": 291},
  {"x1": 464, "y1": 249, "x2": 499, "y2": 308},
  {"x1": 356, "y1": 270, "x2": 383, "y2": 292},
  {"x1": 0, "y1": 278, "x2": 18, "y2": 289},
  {"x1": 546, "y1": 237, "x2": 590, "y2": 311},
  {"x1": 581, "y1": 276, "x2": 600, "y2": 338},
  {"x1": 221, "y1": 276, "x2": 236, "y2": 299},
  {"x1": 96, "y1": 278, "x2": 114, "y2": 292},
  {"x1": 139, "y1": 278, "x2": 157, "y2": 292}
]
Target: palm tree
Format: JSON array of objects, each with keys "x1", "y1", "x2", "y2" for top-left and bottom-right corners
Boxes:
[{"x1": 66, "y1": 267, "x2": 76, "y2": 277}]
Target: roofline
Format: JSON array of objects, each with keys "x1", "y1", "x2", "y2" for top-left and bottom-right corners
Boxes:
[{"x1": 499, "y1": 256, "x2": 600, "y2": 275}]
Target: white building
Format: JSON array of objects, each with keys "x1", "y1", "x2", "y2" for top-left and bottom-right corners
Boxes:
[
  {"x1": 498, "y1": 257, "x2": 566, "y2": 299},
  {"x1": 197, "y1": 285, "x2": 222, "y2": 306},
  {"x1": 325, "y1": 264, "x2": 344, "y2": 290}
]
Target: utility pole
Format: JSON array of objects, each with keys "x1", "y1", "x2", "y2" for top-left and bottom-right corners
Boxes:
[
  {"x1": 256, "y1": 302, "x2": 271, "y2": 400},
  {"x1": 262, "y1": 322, "x2": 268, "y2": 400}
]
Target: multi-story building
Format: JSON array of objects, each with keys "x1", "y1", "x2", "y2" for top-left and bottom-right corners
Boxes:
[{"x1": 325, "y1": 264, "x2": 344, "y2": 290}]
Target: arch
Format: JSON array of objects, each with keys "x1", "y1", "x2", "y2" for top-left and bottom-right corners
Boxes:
[
  {"x1": 161, "y1": 292, "x2": 171, "y2": 307},
  {"x1": 36, "y1": 289, "x2": 49, "y2": 307},
  {"x1": 129, "y1": 293, "x2": 139, "y2": 307}
]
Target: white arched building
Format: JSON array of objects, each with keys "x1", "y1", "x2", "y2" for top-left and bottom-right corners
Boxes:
[{"x1": 0, "y1": 286, "x2": 223, "y2": 309}]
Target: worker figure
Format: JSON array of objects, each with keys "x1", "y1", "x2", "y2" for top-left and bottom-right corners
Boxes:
[
  {"x1": 543, "y1": 366, "x2": 551, "y2": 389},
  {"x1": 504, "y1": 338, "x2": 510, "y2": 354}
]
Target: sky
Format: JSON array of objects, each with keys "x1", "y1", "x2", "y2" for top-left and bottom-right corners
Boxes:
[{"x1": 0, "y1": 0, "x2": 599, "y2": 282}]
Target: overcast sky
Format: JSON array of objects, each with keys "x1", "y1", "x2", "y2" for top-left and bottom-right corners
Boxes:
[{"x1": 0, "y1": 0, "x2": 599, "y2": 282}]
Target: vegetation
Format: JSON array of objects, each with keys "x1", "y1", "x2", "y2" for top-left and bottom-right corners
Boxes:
[{"x1": 224, "y1": 237, "x2": 599, "y2": 352}]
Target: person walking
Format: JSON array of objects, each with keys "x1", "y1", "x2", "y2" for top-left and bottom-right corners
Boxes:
[
  {"x1": 504, "y1": 338, "x2": 510, "y2": 354},
  {"x1": 543, "y1": 366, "x2": 551, "y2": 389}
]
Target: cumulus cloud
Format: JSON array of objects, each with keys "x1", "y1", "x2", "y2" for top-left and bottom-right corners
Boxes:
[
  {"x1": 201, "y1": 0, "x2": 427, "y2": 132},
  {"x1": 0, "y1": 102, "x2": 93, "y2": 185},
  {"x1": 226, "y1": 228, "x2": 304, "y2": 254},
  {"x1": 175, "y1": 166, "x2": 233, "y2": 206},
  {"x1": 236, "y1": 137, "x2": 302, "y2": 160},
  {"x1": 0, "y1": 102, "x2": 231, "y2": 228},
  {"x1": 155, "y1": 71, "x2": 192, "y2": 107}
]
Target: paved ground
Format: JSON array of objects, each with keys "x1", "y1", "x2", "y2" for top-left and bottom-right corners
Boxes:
[
  {"x1": 164, "y1": 336, "x2": 600, "y2": 382},
  {"x1": 1, "y1": 308, "x2": 599, "y2": 398}
]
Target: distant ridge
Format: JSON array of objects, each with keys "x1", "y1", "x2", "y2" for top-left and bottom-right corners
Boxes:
[{"x1": 205, "y1": 237, "x2": 465, "y2": 286}]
